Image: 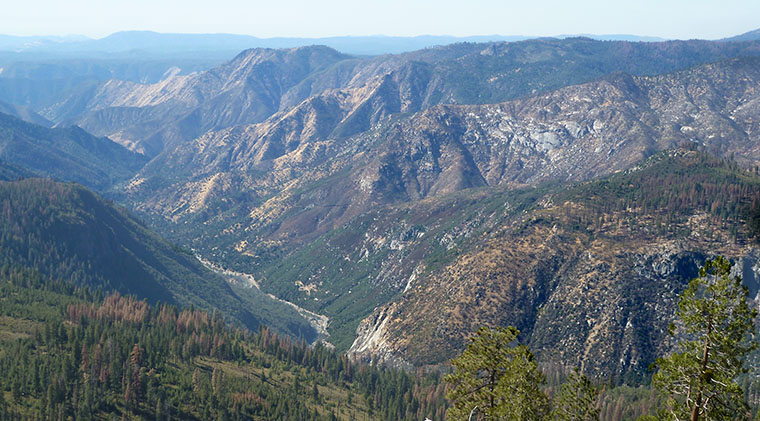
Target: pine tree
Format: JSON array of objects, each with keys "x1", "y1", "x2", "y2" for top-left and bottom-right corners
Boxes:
[
  {"x1": 444, "y1": 326, "x2": 550, "y2": 420},
  {"x1": 155, "y1": 398, "x2": 163, "y2": 421},
  {"x1": 312, "y1": 383, "x2": 320, "y2": 403},
  {"x1": 212, "y1": 367, "x2": 224, "y2": 400},
  {"x1": 652, "y1": 256, "x2": 757, "y2": 421},
  {"x1": 551, "y1": 368, "x2": 600, "y2": 420}
]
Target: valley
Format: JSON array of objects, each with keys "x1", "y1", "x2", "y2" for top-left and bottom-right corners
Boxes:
[
  {"x1": 2, "y1": 26, "x2": 760, "y2": 419},
  {"x1": 197, "y1": 256, "x2": 331, "y2": 342}
]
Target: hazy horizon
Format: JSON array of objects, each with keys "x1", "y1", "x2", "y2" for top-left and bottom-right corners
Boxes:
[
  {"x1": 0, "y1": 30, "x2": 670, "y2": 41},
  {"x1": 2, "y1": 0, "x2": 758, "y2": 41}
]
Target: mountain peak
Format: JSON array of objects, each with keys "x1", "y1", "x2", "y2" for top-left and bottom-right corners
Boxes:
[{"x1": 232, "y1": 43, "x2": 347, "y2": 61}]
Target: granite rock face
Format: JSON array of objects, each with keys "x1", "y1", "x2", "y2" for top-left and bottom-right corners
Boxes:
[
  {"x1": 131, "y1": 58, "x2": 760, "y2": 251},
  {"x1": 343, "y1": 152, "x2": 760, "y2": 379}
]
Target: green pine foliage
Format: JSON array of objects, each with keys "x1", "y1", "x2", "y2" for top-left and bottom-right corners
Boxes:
[
  {"x1": 595, "y1": 385, "x2": 660, "y2": 421},
  {"x1": 0, "y1": 178, "x2": 222, "y2": 306},
  {"x1": 555, "y1": 150, "x2": 760, "y2": 241},
  {"x1": 0, "y1": 266, "x2": 447, "y2": 420},
  {"x1": 551, "y1": 369, "x2": 600, "y2": 421},
  {"x1": 446, "y1": 293, "x2": 758, "y2": 421},
  {"x1": 651, "y1": 256, "x2": 757, "y2": 421},
  {"x1": 0, "y1": 177, "x2": 319, "y2": 339},
  {"x1": 445, "y1": 326, "x2": 551, "y2": 420}
]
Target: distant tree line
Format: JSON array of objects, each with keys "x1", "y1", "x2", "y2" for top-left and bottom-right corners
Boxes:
[{"x1": 553, "y1": 151, "x2": 760, "y2": 242}]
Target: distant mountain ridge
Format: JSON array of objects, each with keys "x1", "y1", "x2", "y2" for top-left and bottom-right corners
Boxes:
[
  {"x1": 555, "y1": 34, "x2": 667, "y2": 42},
  {"x1": 0, "y1": 112, "x2": 147, "y2": 191},
  {"x1": 722, "y1": 28, "x2": 760, "y2": 42},
  {"x1": 0, "y1": 30, "x2": 674, "y2": 56},
  {"x1": 52, "y1": 45, "x2": 351, "y2": 155},
  {"x1": 0, "y1": 100, "x2": 51, "y2": 126},
  {"x1": 0, "y1": 31, "x2": 698, "y2": 114},
  {"x1": 0, "y1": 54, "x2": 234, "y2": 111}
]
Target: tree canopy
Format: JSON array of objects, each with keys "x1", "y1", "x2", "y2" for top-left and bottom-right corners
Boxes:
[
  {"x1": 444, "y1": 326, "x2": 550, "y2": 420},
  {"x1": 652, "y1": 256, "x2": 757, "y2": 421},
  {"x1": 551, "y1": 368, "x2": 600, "y2": 421}
]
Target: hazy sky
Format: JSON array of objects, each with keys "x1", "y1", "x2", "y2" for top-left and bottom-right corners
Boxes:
[{"x1": 4, "y1": 0, "x2": 759, "y2": 40}]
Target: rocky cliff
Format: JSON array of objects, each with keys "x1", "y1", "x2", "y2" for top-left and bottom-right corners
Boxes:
[{"x1": 342, "y1": 151, "x2": 760, "y2": 381}]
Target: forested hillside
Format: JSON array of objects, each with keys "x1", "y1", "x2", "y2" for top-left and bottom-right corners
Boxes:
[
  {"x1": 0, "y1": 112, "x2": 147, "y2": 191},
  {"x1": 0, "y1": 267, "x2": 447, "y2": 420},
  {"x1": 0, "y1": 178, "x2": 319, "y2": 340}
]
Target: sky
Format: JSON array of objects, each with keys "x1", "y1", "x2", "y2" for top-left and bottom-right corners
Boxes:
[{"x1": 3, "y1": 0, "x2": 759, "y2": 40}]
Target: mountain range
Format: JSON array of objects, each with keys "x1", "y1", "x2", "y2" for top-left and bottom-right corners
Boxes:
[
  {"x1": 125, "y1": 52, "x2": 760, "y2": 265},
  {"x1": 41, "y1": 38, "x2": 760, "y2": 158},
  {"x1": 2, "y1": 31, "x2": 760, "y2": 383},
  {"x1": 0, "y1": 31, "x2": 672, "y2": 56}
]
